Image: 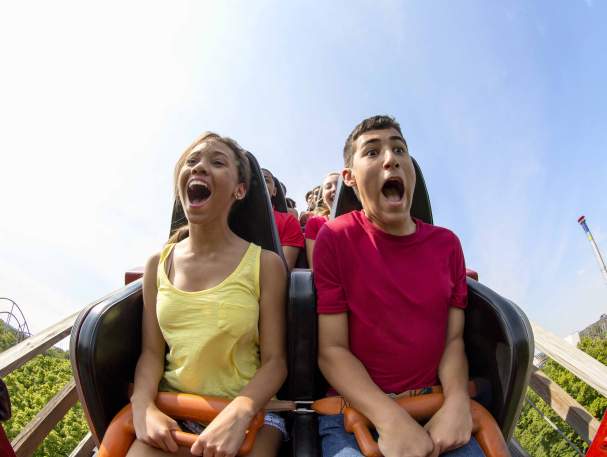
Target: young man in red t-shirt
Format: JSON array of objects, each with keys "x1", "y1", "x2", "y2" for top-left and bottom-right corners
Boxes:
[
  {"x1": 314, "y1": 116, "x2": 484, "y2": 457},
  {"x1": 262, "y1": 168, "x2": 304, "y2": 270}
]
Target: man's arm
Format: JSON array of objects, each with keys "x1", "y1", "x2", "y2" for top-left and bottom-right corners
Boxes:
[
  {"x1": 424, "y1": 307, "x2": 472, "y2": 454},
  {"x1": 319, "y1": 313, "x2": 435, "y2": 457}
]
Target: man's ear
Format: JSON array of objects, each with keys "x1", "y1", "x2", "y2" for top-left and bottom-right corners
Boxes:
[{"x1": 342, "y1": 168, "x2": 356, "y2": 189}]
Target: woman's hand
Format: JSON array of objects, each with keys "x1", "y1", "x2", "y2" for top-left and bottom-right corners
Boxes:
[
  {"x1": 190, "y1": 397, "x2": 255, "y2": 457},
  {"x1": 424, "y1": 394, "x2": 472, "y2": 454},
  {"x1": 132, "y1": 400, "x2": 180, "y2": 453}
]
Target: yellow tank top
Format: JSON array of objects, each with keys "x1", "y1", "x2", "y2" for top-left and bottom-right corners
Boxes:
[{"x1": 156, "y1": 242, "x2": 261, "y2": 398}]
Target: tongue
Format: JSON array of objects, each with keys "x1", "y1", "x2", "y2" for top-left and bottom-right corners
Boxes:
[{"x1": 383, "y1": 187, "x2": 401, "y2": 202}]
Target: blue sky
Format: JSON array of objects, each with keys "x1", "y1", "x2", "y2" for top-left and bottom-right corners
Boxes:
[{"x1": 0, "y1": 0, "x2": 606, "y2": 338}]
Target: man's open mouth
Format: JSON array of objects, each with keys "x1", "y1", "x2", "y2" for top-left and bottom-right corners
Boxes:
[
  {"x1": 187, "y1": 181, "x2": 211, "y2": 206},
  {"x1": 381, "y1": 177, "x2": 405, "y2": 202}
]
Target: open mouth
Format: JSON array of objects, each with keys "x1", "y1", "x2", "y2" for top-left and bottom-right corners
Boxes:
[
  {"x1": 187, "y1": 181, "x2": 211, "y2": 206},
  {"x1": 381, "y1": 177, "x2": 405, "y2": 203}
]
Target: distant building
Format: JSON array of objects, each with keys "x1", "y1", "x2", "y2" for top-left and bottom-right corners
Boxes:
[
  {"x1": 533, "y1": 352, "x2": 548, "y2": 368},
  {"x1": 579, "y1": 314, "x2": 607, "y2": 340}
]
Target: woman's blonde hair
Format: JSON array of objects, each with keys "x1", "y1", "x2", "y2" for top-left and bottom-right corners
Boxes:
[{"x1": 168, "y1": 132, "x2": 251, "y2": 244}]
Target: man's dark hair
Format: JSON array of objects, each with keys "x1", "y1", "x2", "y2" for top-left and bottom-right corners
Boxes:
[{"x1": 343, "y1": 115, "x2": 406, "y2": 167}]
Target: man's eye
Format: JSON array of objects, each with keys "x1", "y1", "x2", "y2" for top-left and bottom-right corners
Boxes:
[
  {"x1": 394, "y1": 147, "x2": 405, "y2": 154},
  {"x1": 366, "y1": 149, "x2": 378, "y2": 157}
]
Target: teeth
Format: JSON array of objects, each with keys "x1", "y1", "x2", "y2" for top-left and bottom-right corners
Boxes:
[{"x1": 188, "y1": 181, "x2": 208, "y2": 189}]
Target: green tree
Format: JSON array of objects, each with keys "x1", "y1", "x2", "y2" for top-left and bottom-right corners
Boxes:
[
  {"x1": 1, "y1": 322, "x2": 88, "y2": 456},
  {"x1": 515, "y1": 336, "x2": 607, "y2": 456},
  {"x1": 0, "y1": 321, "x2": 18, "y2": 352}
]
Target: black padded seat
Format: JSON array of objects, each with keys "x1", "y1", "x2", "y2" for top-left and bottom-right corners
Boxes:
[
  {"x1": 273, "y1": 177, "x2": 309, "y2": 269},
  {"x1": 272, "y1": 177, "x2": 289, "y2": 213},
  {"x1": 289, "y1": 155, "x2": 533, "y2": 450},
  {"x1": 70, "y1": 152, "x2": 304, "y2": 454}
]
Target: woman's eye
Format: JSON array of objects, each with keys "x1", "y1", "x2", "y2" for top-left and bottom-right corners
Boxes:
[
  {"x1": 394, "y1": 147, "x2": 405, "y2": 154},
  {"x1": 186, "y1": 159, "x2": 197, "y2": 166},
  {"x1": 213, "y1": 160, "x2": 225, "y2": 166}
]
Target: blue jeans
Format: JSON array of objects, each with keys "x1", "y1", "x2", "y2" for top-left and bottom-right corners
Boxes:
[{"x1": 319, "y1": 414, "x2": 486, "y2": 457}]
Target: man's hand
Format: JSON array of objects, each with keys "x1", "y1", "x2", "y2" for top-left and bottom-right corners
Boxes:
[
  {"x1": 424, "y1": 395, "x2": 472, "y2": 454},
  {"x1": 376, "y1": 407, "x2": 436, "y2": 457}
]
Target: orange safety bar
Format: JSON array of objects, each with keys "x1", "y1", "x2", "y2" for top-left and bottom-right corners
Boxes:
[
  {"x1": 98, "y1": 392, "x2": 265, "y2": 457},
  {"x1": 342, "y1": 393, "x2": 510, "y2": 457}
]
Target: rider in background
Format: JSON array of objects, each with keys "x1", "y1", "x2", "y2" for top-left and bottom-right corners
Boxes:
[
  {"x1": 262, "y1": 168, "x2": 304, "y2": 271},
  {"x1": 128, "y1": 132, "x2": 287, "y2": 457},
  {"x1": 314, "y1": 116, "x2": 484, "y2": 457},
  {"x1": 304, "y1": 172, "x2": 339, "y2": 269},
  {"x1": 286, "y1": 197, "x2": 299, "y2": 219}
]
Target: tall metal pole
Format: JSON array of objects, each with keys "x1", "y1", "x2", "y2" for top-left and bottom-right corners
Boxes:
[{"x1": 578, "y1": 215, "x2": 607, "y2": 284}]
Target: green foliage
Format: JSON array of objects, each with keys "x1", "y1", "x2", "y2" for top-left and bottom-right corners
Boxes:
[
  {"x1": 1, "y1": 322, "x2": 88, "y2": 456},
  {"x1": 0, "y1": 321, "x2": 18, "y2": 352},
  {"x1": 515, "y1": 336, "x2": 607, "y2": 456}
]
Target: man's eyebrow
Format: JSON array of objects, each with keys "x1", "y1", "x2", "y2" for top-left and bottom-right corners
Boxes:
[
  {"x1": 390, "y1": 135, "x2": 406, "y2": 144},
  {"x1": 188, "y1": 148, "x2": 229, "y2": 158},
  {"x1": 360, "y1": 138, "x2": 380, "y2": 148}
]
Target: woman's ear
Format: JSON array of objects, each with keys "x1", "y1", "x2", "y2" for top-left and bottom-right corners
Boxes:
[
  {"x1": 234, "y1": 182, "x2": 246, "y2": 200},
  {"x1": 342, "y1": 168, "x2": 356, "y2": 189}
]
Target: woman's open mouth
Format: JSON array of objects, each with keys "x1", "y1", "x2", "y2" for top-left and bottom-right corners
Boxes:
[
  {"x1": 187, "y1": 180, "x2": 212, "y2": 207},
  {"x1": 381, "y1": 177, "x2": 405, "y2": 203}
]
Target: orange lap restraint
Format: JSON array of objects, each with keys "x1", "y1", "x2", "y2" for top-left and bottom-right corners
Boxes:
[
  {"x1": 337, "y1": 393, "x2": 509, "y2": 457},
  {"x1": 99, "y1": 385, "x2": 509, "y2": 457},
  {"x1": 97, "y1": 392, "x2": 265, "y2": 457}
]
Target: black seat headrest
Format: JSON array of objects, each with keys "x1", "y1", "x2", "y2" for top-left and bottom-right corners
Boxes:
[
  {"x1": 272, "y1": 177, "x2": 289, "y2": 213},
  {"x1": 169, "y1": 151, "x2": 283, "y2": 255},
  {"x1": 330, "y1": 156, "x2": 433, "y2": 224}
]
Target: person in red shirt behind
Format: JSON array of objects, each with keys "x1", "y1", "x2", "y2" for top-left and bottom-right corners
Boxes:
[
  {"x1": 314, "y1": 115, "x2": 484, "y2": 457},
  {"x1": 262, "y1": 168, "x2": 304, "y2": 270},
  {"x1": 304, "y1": 172, "x2": 339, "y2": 268}
]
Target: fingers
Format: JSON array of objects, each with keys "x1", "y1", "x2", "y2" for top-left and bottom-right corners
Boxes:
[
  {"x1": 161, "y1": 428, "x2": 179, "y2": 453},
  {"x1": 429, "y1": 444, "x2": 440, "y2": 457},
  {"x1": 190, "y1": 437, "x2": 205, "y2": 456},
  {"x1": 192, "y1": 439, "x2": 235, "y2": 457}
]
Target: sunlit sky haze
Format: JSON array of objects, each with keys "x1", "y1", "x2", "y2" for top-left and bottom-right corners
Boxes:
[{"x1": 1, "y1": 1, "x2": 606, "y2": 338}]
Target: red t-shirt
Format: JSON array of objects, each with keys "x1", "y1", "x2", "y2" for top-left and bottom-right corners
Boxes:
[
  {"x1": 314, "y1": 210, "x2": 467, "y2": 394},
  {"x1": 273, "y1": 209, "x2": 305, "y2": 248},
  {"x1": 304, "y1": 215, "x2": 329, "y2": 240}
]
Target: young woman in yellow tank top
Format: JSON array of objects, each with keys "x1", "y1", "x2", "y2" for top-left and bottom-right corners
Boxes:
[{"x1": 127, "y1": 133, "x2": 287, "y2": 457}]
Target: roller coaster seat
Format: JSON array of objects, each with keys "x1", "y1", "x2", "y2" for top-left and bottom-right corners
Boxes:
[
  {"x1": 272, "y1": 176, "x2": 289, "y2": 214},
  {"x1": 288, "y1": 156, "x2": 533, "y2": 453},
  {"x1": 69, "y1": 152, "x2": 307, "y2": 454}
]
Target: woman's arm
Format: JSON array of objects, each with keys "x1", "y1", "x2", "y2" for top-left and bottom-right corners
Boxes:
[
  {"x1": 191, "y1": 249, "x2": 287, "y2": 456},
  {"x1": 130, "y1": 253, "x2": 180, "y2": 452},
  {"x1": 305, "y1": 239, "x2": 315, "y2": 269},
  {"x1": 236, "y1": 249, "x2": 288, "y2": 407},
  {"x1": 282, "y1": 245, "x2": 299, "y2": 271}
]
